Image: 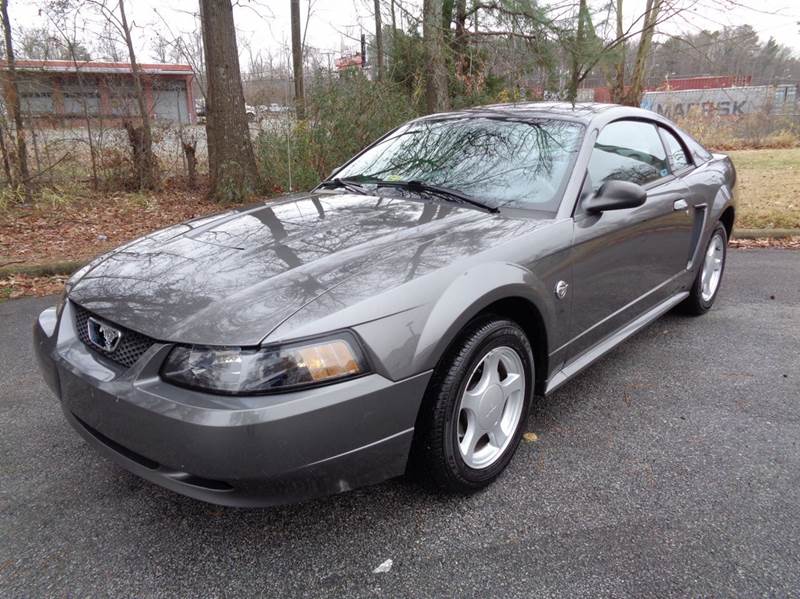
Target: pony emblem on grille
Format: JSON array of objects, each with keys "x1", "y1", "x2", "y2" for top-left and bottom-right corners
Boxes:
[{"x1": 87, "y1": 317, "x2": 122, "y2": 352}]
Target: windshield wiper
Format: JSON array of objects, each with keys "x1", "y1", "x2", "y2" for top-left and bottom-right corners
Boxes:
[
  {"x1": 376, "y1": 180, "x2": 498, "y2": 213},
  {"x1": 317, "y1": 177, "x2": 369, "y2": 195}
]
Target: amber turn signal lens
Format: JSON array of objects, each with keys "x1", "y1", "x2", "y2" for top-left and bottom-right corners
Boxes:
[{"x1": 295, "y1": 340, "x2": 361, "y2": 381}]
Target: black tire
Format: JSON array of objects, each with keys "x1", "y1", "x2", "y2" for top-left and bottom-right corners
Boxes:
[
  {"x1": 411, "y1": 317, "x2": 534, "y2": 493},
  {"x1": 679, "y1": 222, "x2": 728, "y2": 316}
]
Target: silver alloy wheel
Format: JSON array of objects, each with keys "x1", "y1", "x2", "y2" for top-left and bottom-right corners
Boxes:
[
  {"x1": 456, "y1": 346, "x2": 526, "y2": 469},
  {"x1": 700, "y1": 233, "x2": 725, "y2": 302}
]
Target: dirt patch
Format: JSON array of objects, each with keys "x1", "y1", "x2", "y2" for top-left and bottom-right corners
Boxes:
[{"x1": 0, "y1": 187, "x2": 240, "y2": 269}]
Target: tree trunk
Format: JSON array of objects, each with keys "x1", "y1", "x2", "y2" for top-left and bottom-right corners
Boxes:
[
  {"x1": 567, "y1": 0, "x2": 588, "y2": 104},
  {"x1": 1, "y1": 0, "x2": 31, "y2": 202},
  {"x1": 454, "y1": 0, "x2": 467, "y2": 48},
  {"x1": 200, "y1": 0, "x2": 260, "y2": 202},
  {"x1": 423, "y1": 0, "x2": 449, "y2": 114},
  {"x1": 182, "y1": 140, "x2": 197, "y2": 189},
  {"x1": 622, "y1": 0, "x2": 661, "y2": 106},
  {"x1": 609, "y1": 0, "x2": 625, "y2": 103},
  {"x1": 290, "y1": 0, "x2": 305, "y2": 119},
  {"x1": 373, "y1": 0, "x2": 384, "y2": 81},
  {"x1": 442, "y1": 0, "x2": 454, "y2": 41},
  {"x1": 453, "y1": 0, "x2": 468, "y2": 83},
  {"x1": 75, "y1": 67, "x2": 99, "y2": 189},
  {"x1": 0, "y1": 123, "x2": 12, "y2": 184},
  {"x1": 118, "y1": 0, "x2": 158, "y2": 190}
]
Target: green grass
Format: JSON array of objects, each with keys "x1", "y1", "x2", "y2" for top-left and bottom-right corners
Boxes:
[{"x1": 727, "y1": 148, "x2": 800, "y2": 230}]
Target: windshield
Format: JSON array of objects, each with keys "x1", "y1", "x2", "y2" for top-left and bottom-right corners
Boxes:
[{"x1": 335, "y1": 116, "x2": 584, "y2": 211}]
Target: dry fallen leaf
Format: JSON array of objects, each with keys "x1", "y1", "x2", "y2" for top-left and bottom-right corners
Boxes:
[
  {"x1": 730, "y1": 237, "x2": 800, "y2": 249},
  {"x1": 1, "y1": 274, "x2": 68, "y2": 299}
]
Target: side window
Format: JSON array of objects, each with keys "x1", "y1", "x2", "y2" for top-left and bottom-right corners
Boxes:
[
  {"x1": 678, "y1": 127, "x2": 713, "y2": 165},
  {"x1": 660, "y1": 127, "x2": 691, "y2": 172},
  {"x1": 588, "y1": 120, "x2": 669, "y2": 190}
]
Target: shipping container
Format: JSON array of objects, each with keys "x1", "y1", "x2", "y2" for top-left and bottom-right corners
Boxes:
[{"x1": 640, "y1": 85, "x2": 798, "y2": 118}]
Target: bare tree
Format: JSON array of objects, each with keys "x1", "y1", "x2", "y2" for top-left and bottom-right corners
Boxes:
[
  {"x1": 454, "y1": 0, "x2": 467, "y2": 67},
  {"x1": 423, "y1": 0, "x2": 448, "y2": 113},
  {"x1": 290, "y1": 0, "x2": 305, "y2": 119},
  {"x1": 95, "y1": 18, "x2": 123, "y2": 61},
  {"x1": 532, "y1": 0, "x2": 691, "y2": 105},
  {"x1": 565, "y1": 0, "x2": 601, "y2": 102},
  {"x1": 154, "y1": 8, "x2": 207, "y2": 98},
  {"x1": 17, "y1": 25, "x2": 91, "y2": 60},
  {"x1": 0, "y1": 111, "x2": 13, "y2": 184},
  {"x1": 84, "y1": 0, "x2": 158, "y2": 189},
  {"x1": 373, "y1": 0, "x2": 384, "y2": 80},
  {"x1": 118, "y1": 0, "x2": 157, "y2": 188},
  {"x1": 151, "y1": 32, "x2": 170, "y2": 63},
  {"x1": 43, "y1": 3, "x2": 101, "y2": 188},
  {"x1": 647, "y1": 26, "x2": 800, "y2": 86},
  {"x1": 200, "y1": 0, "x2": 259, "y2": 202},
  {"x1": 0, "y1": 0, "x2": 32, "y2": 201},
  {"x1": 609, "y1": 0, "x2": 625, "y2": 102},
  {"x1": 620, "y1": 0, "x2": 662, "y2": 105}
]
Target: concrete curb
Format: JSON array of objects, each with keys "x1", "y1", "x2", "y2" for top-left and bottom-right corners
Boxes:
[{"x1": 2, "y1": 228, "x2": 798, "y2": 278}]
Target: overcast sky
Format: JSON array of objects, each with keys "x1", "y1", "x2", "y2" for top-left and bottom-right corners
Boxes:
[{"x1": 11, "y1": 0, "x2": 800, "y2": 64}]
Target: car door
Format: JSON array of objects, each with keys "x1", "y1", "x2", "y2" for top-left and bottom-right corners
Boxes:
[{"x1": 565, "y1": 119, "x2": 695, "y2": 360}]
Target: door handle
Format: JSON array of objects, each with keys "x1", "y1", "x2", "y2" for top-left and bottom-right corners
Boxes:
[{"x1": 673, "y1": 199, "x2": 688, "y2": 211}]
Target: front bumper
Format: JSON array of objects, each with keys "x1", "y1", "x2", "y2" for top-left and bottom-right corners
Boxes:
[{"x1": 34, "y1": 302, "x2": 431, "y2": 507}]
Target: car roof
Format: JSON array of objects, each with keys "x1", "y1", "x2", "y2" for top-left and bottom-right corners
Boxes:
[{"x1": 416, "y1": 102, "x2": 668, "y2": 127}]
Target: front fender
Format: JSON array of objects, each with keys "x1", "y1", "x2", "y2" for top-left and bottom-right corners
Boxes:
[
  {"x1": 413, "y1": 262, "x2": 557, "y2": 375},
  {"x1": 353, "y1": 259, "x2": 566, "y2": 382}
]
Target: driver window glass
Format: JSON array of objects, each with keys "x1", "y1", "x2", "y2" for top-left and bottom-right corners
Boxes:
[
  {"x1": 660, "y1": 127, "x2": 691, "y2": 171},
  {"x1": 588, "y1": 121, "x2": 669, "y2": 190}
]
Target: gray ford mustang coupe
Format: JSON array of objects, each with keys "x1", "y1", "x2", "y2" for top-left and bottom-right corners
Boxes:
[{"x1": 34, "y1": 103, "x2": 736, "y2": 506}]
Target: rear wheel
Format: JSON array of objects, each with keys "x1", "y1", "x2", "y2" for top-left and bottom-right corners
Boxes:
[
  {"x1": 412, "y1": 317, "x2": 533, "y2": 492},
  {"x1": 680, "y1": 223, "x2": 728, "y2": 315}
]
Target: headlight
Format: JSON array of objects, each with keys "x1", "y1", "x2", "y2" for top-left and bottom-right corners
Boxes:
[{"x1": 160, "y1": 332, "x2": 369, "y2": 394}]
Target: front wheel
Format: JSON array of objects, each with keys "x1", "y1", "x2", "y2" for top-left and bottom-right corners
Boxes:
[
  {"x1": 412, "y1": 317, "x2": 534, "y2": 493},
  {"x1": 680, "y1": 223, "x2": 728, "y2": 315}
]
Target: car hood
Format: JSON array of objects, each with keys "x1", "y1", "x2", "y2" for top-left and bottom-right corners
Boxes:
[{"x1": 69, "y1": 192, "x2": 549, "y2": 346}]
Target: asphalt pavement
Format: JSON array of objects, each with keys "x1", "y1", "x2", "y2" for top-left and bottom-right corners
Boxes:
[{"x1": 1, "y1": 249, "x2": 798, "y2": 598}]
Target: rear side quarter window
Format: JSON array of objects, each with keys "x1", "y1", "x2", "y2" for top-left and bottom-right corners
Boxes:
[
  {"x1": 659, "y1": 127, "x2": 692, "y2": 172},
  {"x1": 675, "y1": 126, "x2": 713, "y2": 165}
]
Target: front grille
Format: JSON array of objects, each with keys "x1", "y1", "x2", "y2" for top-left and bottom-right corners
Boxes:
[{"x1": 73, "y1": 303, "x2": 155, "y2": 368}]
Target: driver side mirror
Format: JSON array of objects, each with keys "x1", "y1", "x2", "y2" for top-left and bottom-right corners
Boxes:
[{"x1": 584, "y1": 180, "x2": 647, "y2": 213}]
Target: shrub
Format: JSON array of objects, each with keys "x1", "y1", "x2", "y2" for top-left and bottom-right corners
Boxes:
[
  {"x1": 256, "y1": 72, "x2": 419, "y2": 193},
  {"x1": 0, "y1": 184, "x2": 26, "y2": 212}
]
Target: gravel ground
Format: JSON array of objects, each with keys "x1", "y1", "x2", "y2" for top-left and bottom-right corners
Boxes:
[{"x1": 1, "y1": 249, "x2": 798, "y2": 598}]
